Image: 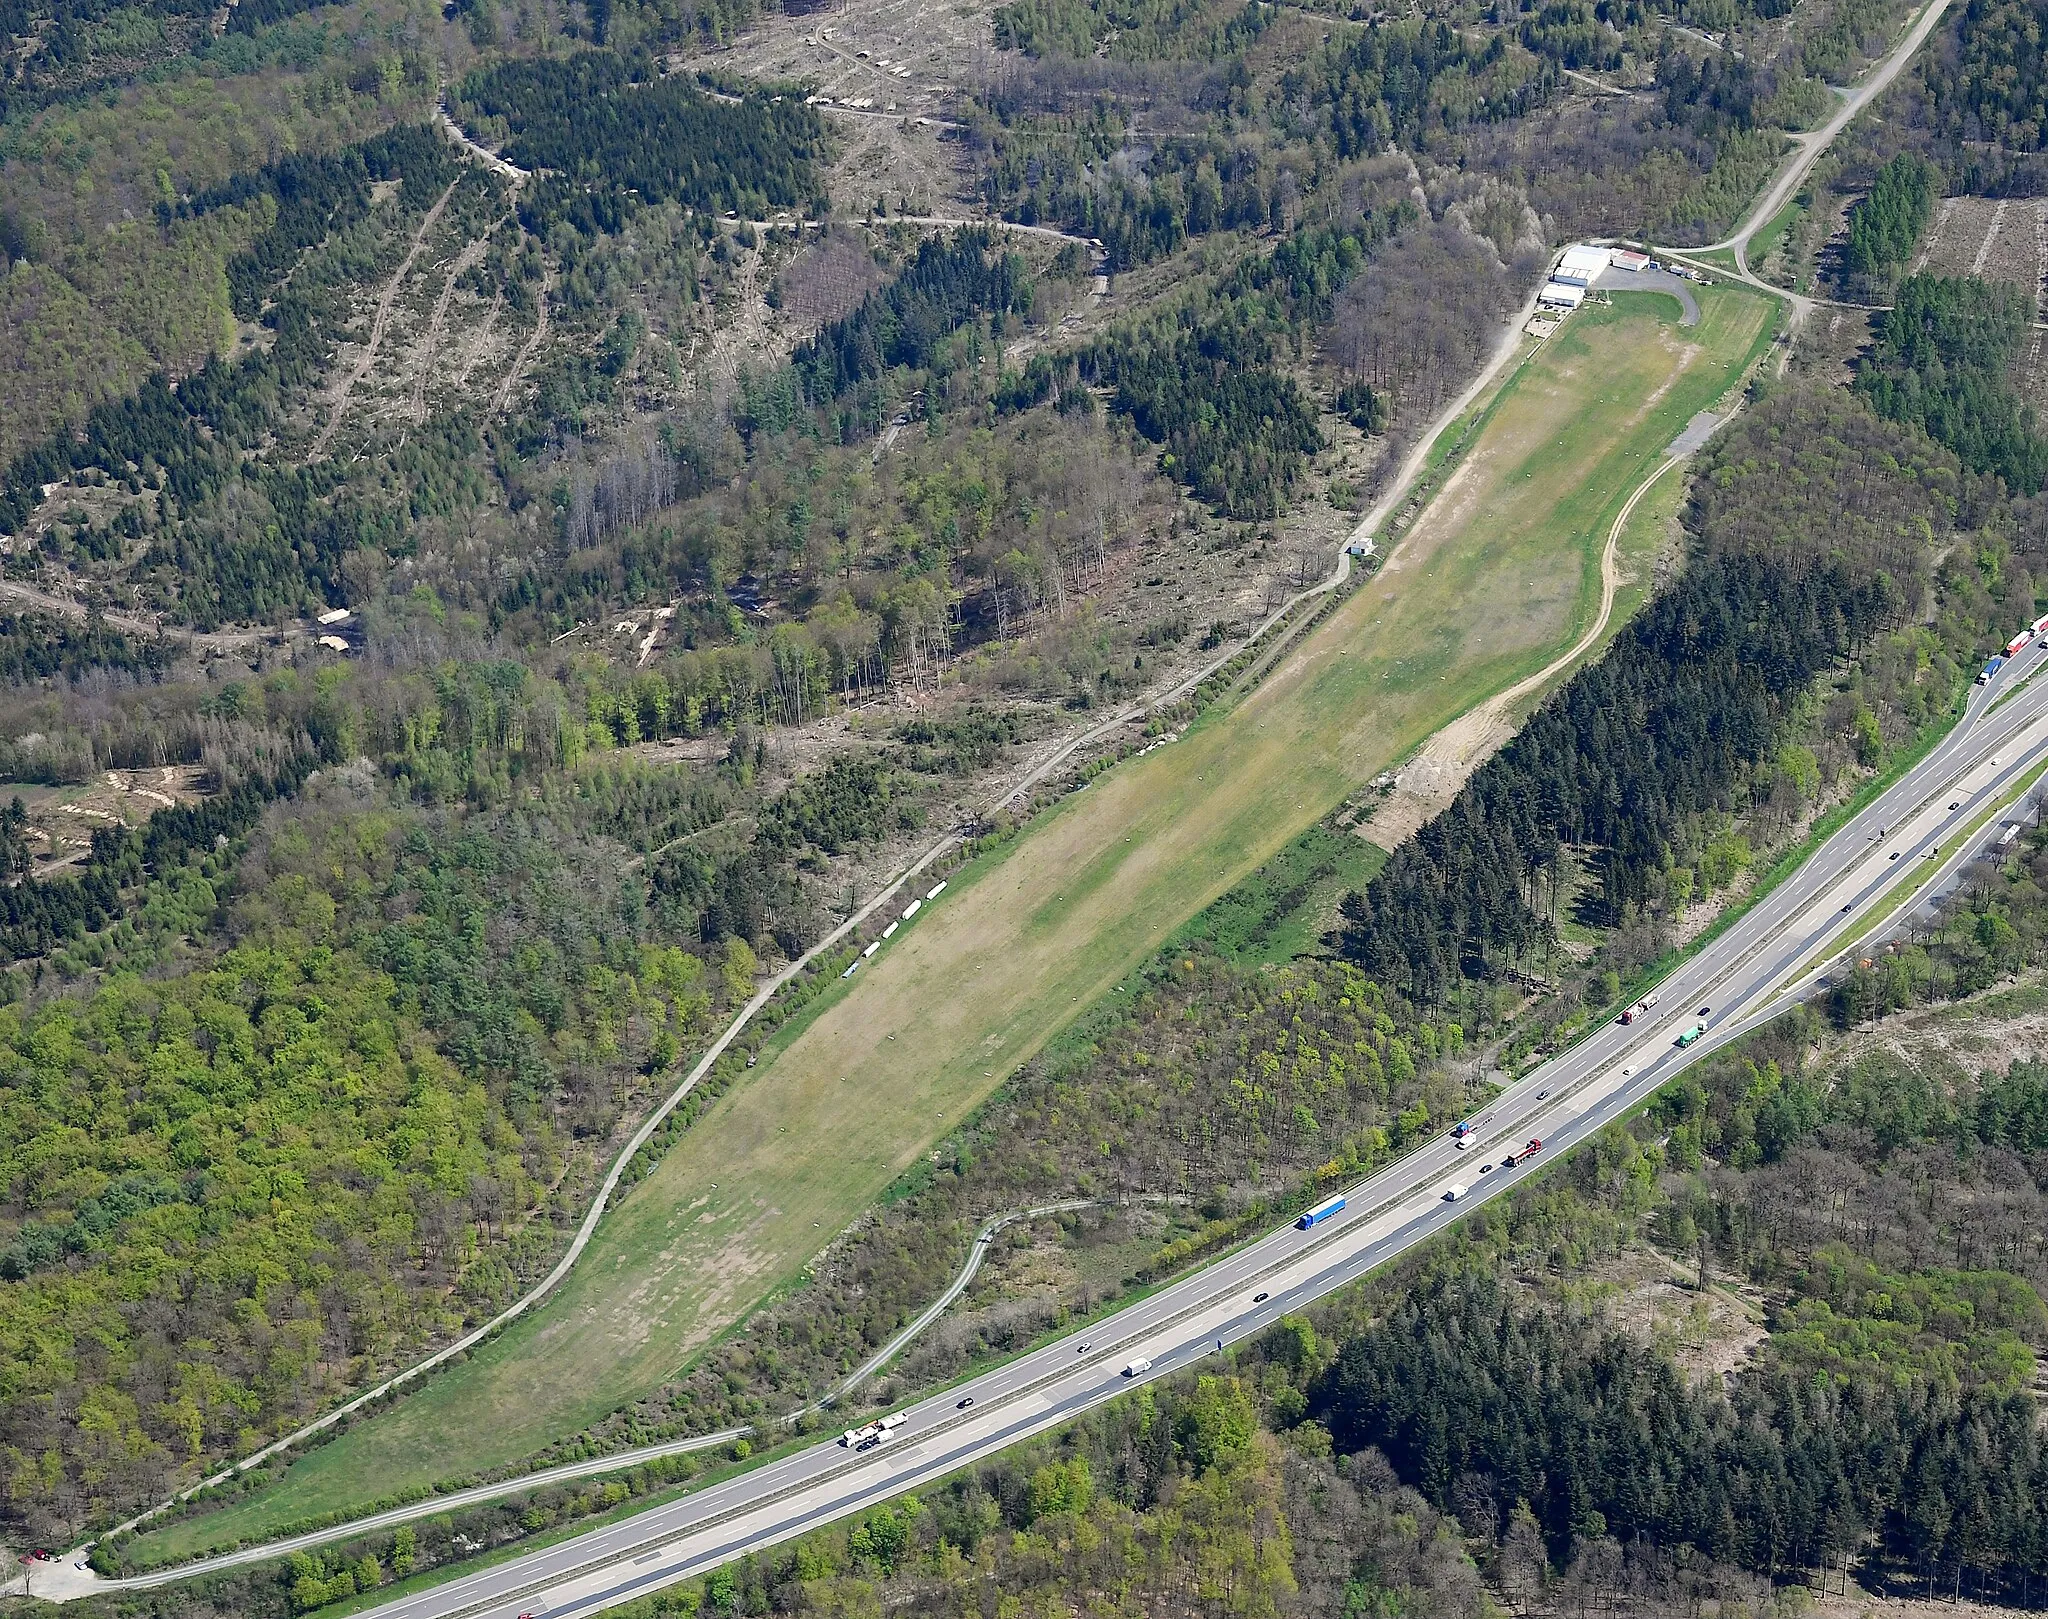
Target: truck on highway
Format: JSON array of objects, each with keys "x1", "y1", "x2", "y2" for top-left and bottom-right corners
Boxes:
[
  {"x1": 1298, "y1": 1194, "x2": 1346, "y2": 1229},
  {"x1": 1505, "y1": 1137, "x2": 1544, "y2": 1167},
  {"x1": 1619, "y1": 992, "x2": 1659, "y2": 1025},
  {"x1": 1675, "y1": 1024, "x2": 1705, "y2": 1048},
  {"x1": 1979, "y1": 655, "x2": 2007, "y2": 685},
  {"x1": 1122, "y1": 1357, "x2": 1153, "y2": 1377},
  {"x1": 1443, "y1": 1183, "x2": 1469, "y2": 1202},
  {"x1": 842, "y1": 1412, "x2": 907, "y2": 1449},
  {"x1": 2007, "y1": 630, "x2": 2034, "y2": 657}
]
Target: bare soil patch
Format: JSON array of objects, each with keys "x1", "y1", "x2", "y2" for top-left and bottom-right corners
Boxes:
[
  {"x1": 778, "y1": 229, "x2": 892, "y2": 326},
  {"x1": 1975, "y1": 196, "x2": 2044, "y2": 299},
  {"x1": 1915, "y1": 195, "x2": 2004, "y2": 279},
  {"x1": 1832, "y1": 974, "x2": 2048, "y2": 1077},
  {"x1": 2, "y1": 765, "x2": 209, "y2": 876},
  {"x1": 1577, "y1": 1247, "x2": 1768, "y2": 1388},
  {"x1": 682, "y1": 0, "x2": 988, "y2": 132}
]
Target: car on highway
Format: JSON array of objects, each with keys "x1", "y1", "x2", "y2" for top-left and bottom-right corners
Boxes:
[
  {"x1": 1890, "y1": 852, "x2": 1900, "y2": 860},
  {"x1": 1697, "y1": 1006, "x2": 1710, "y2": 1016},
  {"x1": 1076, "y1": 1341, "x2": 1092, "y2": 1353},
  {"x1": 1252, "y1": 1292, "x2": 1269, "y2": 1303},
  {"x1": 957, "y1": 1396, "x2": 975, "y2": 1409},
  {"x1": 1952, "y1": 801, "x2": 1961, "y2": 809}
]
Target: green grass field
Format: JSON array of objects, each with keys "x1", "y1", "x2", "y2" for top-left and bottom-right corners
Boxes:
[
  {"x1": 1749, "y1": 195, "x2": 1805, "y2": 270},
  {"x1": 132, "y1": 283, "x2": 1778, "y2": 1562},
  {"x1": 1687, "y1": 246, "x2": 1744, "y2": 273}
]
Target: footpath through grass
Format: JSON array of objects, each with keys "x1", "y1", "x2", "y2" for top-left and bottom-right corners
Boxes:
[{"x1": 132, "y1": 283, "x2": 1778, "y2": 1563}]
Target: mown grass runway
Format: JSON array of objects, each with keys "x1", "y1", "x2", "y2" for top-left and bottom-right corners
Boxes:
[{"x1": 135, "y1": 285, "x2": 1776, "y2": 1560}]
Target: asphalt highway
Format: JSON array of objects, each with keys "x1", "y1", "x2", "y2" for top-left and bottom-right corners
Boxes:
[{"x1": 243, "y1": 648, "x2": 2048, "y2": 1619}]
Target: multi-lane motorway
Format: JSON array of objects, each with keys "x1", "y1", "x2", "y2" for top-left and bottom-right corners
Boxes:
[{"x1": 55, "y1": 643, "x2": 2033, "y2": 1619}]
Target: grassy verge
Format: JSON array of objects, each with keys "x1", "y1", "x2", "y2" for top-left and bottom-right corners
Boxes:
[
  {"x1": 127, "y1": 283, "x2": 1779, "y2": 1565},
  {"x1": 1684, "y1": 246, "x2": 1744, "y2": 273},
  {"x1": 1748, "y1": 195, "x2": 1805, "y2": 273}
]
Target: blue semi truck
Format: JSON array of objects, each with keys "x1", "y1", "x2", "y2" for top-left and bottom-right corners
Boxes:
[{"x1": 1297, "y1": 1194, "x2": 1345, "y2": 1230}]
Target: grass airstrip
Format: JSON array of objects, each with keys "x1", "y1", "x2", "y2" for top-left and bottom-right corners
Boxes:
[{"x1": 135, "y1": 283, "x2": 1777, "y2": 1561}]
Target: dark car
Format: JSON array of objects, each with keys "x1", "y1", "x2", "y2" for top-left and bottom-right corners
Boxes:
[
  {"x1": 1252, "y1": 1291, "x2": 1269, "y2": 1303},
  {"x1": 957, "y1": 1395, "x2": 975, "y2": 1409}
]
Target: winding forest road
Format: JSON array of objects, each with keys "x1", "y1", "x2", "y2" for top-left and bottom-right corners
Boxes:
[
  {"x1": 1362, "y1": 424, "x2": 1701, "y2": 846},
  {"x1": 40, "y1": 0, "x2": 1961, "y2": 1595},
  {"x1": 1663, "y1": 0, "x2": 1956, "y2": 297}
]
